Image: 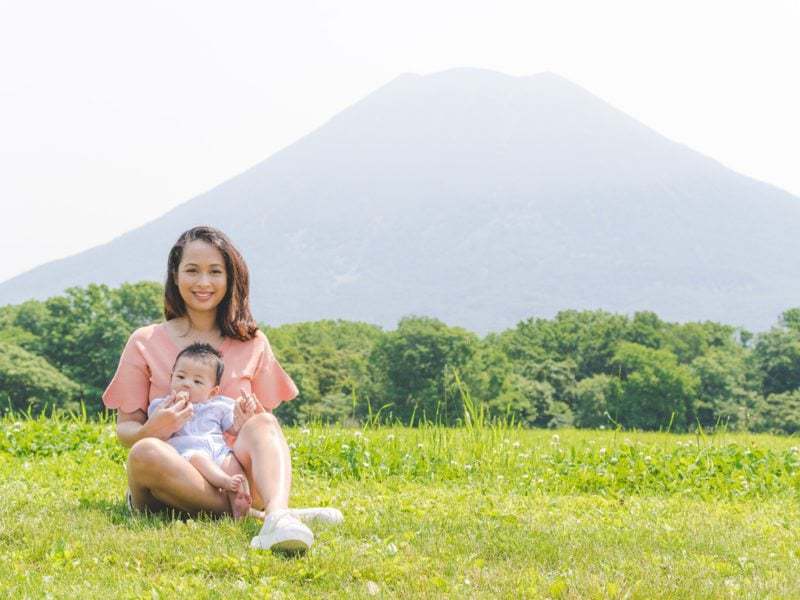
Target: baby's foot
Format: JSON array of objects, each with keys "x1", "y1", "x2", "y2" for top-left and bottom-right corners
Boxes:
[{"x1": 229, "y1": 475, "x2": 252, "y2": 520}]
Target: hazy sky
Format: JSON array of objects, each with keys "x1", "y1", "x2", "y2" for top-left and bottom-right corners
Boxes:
[{"x1": 1, "y1": 0, "x2": 798, "y2": 283}]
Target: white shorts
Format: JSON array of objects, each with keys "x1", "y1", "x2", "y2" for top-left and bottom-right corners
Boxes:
[{"x1": 168, "y1": 434, "x2": 232, "y2": 466}]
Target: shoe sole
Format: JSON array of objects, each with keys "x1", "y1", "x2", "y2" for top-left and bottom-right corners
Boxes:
[{"x1": 270, "y1": 538, "x2": 312, "y2": 554}]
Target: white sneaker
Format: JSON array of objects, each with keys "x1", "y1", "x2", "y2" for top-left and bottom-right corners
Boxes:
[
  {"x1": 289, "y1": 507, "x2": 344, "y2": 527},
  {"x1": 250, "y1": 510, "x2": 314, "y2": 553}
]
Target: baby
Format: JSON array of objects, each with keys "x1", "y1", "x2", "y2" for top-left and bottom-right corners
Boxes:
[{"x1": 147, "y1": 342, "x2": 253, "y2": 519}]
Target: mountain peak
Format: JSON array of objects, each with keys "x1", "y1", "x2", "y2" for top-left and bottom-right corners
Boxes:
[{"x1": 2, "y1": 69, "x2": 799, "y2": 333}]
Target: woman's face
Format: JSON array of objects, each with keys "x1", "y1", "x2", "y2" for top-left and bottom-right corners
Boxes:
[{"x1": 176, "y1": 240, "x2": 228, "y2": 315}]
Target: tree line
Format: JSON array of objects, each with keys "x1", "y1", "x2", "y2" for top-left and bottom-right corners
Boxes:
[{"x1": 2, "y1": 282, "x2": 800, "y2": 433}]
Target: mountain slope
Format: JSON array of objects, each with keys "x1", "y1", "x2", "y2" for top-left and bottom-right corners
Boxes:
[{"x1": 2, "y1": 68, "x2": 798, "y2": 333}]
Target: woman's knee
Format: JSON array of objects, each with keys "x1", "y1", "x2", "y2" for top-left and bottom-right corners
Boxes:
[
  {"x1": 242, "y1": 411, "x2": 281, "y2": 434},
  {"x1": 127, "y1": 438, "x2": 171, "y2": 478}
]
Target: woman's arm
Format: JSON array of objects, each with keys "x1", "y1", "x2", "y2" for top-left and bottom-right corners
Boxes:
[
  {"x1": 116, "y1": 409, "x2": 148, "y2": 448},
  {"x1": 115, "y1": 394, "x2": 194, "y2": 448}
]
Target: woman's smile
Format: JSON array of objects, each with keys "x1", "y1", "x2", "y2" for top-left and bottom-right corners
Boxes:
[
  {"x1": 192, "y1": 291, "x2": 215, "y2": 302},
  {"x1": 176, "y1": 240, "x2": 228, "y2": 314}
]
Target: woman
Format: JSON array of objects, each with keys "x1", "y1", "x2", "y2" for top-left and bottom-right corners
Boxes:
[{"x1": 103, "y1": 226, "x2": 339, "y2": 552}]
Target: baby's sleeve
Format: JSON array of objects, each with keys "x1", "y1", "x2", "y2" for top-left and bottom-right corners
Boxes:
[
  {"x1": 220, "y1": 400, "x2": 235, "y2": 432},
  {"x1": 102, "y1": 332, "x2": 150, "y2": 414},
  {"x1": 251, "y1": 334, "x2": 298, "y2": 411},
  {"x1": 147, "y1": 396, "x2": 165, "y2": 420}
]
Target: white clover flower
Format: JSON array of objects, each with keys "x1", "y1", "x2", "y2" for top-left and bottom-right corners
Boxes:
[{"x1": 599, "y1": 447, "x2": 607, "y2": 455}]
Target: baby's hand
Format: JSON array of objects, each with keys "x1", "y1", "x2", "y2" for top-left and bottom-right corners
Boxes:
[
  {"x1": 149, "y1": 390, "x2": 193, "y2": 439},
  {"x1": 233, "y1": 389, "x2": 259, "y2": 432},
  {"x1": 241, "y1": 390, "x2": 258, "y2": 416}
]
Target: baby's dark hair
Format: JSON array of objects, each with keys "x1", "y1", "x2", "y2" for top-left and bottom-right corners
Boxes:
[{"x1": 173, "y1": 343, "x2": 225, "y2": 385}]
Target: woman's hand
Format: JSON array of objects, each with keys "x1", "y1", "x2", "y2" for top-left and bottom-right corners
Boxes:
[{"x1": 146, "y1": 391, "x2": 194, "y2": 440}]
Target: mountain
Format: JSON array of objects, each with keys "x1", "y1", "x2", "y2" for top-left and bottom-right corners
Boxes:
[{"x1": 2, "y1": 68, "x2": 799, "y2": 333}]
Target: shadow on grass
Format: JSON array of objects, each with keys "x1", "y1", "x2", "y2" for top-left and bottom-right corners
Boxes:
[
  {"x1": 76, "y1": 497, "x2": 269, "y2": 543},
  {"x1": 77, "y1": 497, "x2": 245, "y2": 531}
]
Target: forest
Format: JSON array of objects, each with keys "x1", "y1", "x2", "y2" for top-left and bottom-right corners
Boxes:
[{"x1": 2, "y1": 281, "x2": 799, "y2": 433}]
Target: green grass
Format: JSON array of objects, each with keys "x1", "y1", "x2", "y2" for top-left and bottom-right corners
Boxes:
[{"x1": 3, "y1": 415, "x2": 800, "y2": 598}]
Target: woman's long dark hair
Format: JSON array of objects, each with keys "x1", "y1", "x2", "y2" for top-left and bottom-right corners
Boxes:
[{"x1": 164, "y1": 226, "x2": 258, "y2": 341}]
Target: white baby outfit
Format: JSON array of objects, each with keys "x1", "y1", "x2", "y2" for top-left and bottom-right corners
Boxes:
[{"x1": 147, "y1": 395, "x2": 235, "y2": 466}]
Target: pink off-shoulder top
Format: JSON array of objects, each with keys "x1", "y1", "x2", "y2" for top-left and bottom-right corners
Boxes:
[{"x1": 102, "y1": 323, "x2": 298, "y2": 414}]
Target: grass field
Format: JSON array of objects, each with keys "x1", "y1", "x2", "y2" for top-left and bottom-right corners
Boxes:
[{"x1": 2, "y1": 414, "x2": 800, "y2": 598}]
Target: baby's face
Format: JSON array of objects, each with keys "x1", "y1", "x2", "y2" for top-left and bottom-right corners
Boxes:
[{"x1": 170, "y1": 356, "x2": 218, "y2": 403}]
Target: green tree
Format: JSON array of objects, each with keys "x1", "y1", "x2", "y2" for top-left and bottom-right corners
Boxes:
[
  {"x1": 297, "y1": 392, "x2": 355, "y2": 424},
  {"x1": 752, "y1": 391, "x2": 800, "y2": 434},
  {"x1": 39, "y1": 285, "x2": 141, "y2": 396},
  {"x1": 2, "y1": 282, "x2": 163, "y2": 405},
  {"x1": 626, "y1": 311, "x2": 666, "y2": 349},
  {"x1": 504, "y1": 310, "x2": 629, "y2": 380},
  {"x1": 752, "y1": 318, "x2": 800, "y2": 396},
  {"x1": 460, "y1": 337, "x2": 515, "y2": 413},
  {"x1": 460, "y1": 338, "x2": 574, "y2": 427},
  {"x1": 690, "y1": 347, "x2": 760, "y2": 430},
  {"x1": 369, "y1": 316, "x2": 477, "y2": 424},
  {"x1": 663, "y1": 321, "x2": 738, "y2": 365},
  {"x1": 573, "y1": 374, "x2": 623, "y2": 428},
  {"x1": 113, "y1": 282, "x2": 163, "y2": 328},
  {"x1": 0, "y1": 300, "x2": 48, "y2": 353},
  {"x1": 267, "y1": 320, "x2": 384, "y2": 424},
  {"x1": 779, "y1": 308, "x2": 800, "y2": 332},
  {"x1": 610, "y1": 342, "x2": 699, "y2": 431},
  {"x1": 0, "y1": 341, "x2": 81, "y2": 412}
]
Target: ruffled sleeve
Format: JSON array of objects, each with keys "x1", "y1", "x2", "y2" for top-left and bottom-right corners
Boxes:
[
  {"x1": 102, "y1": 330, "x2": 151, "y2": 414},
  {"x1": 251, "y1": 332, "x2": 298, "y2": 411}
]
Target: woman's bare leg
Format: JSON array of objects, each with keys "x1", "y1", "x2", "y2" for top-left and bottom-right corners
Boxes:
[
  {"x1": 232, "y1": 412, "x2": 291, "y2": 515},
  {"x1": 126, "y1": 438, "x2": 229, "y2": 515}
]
